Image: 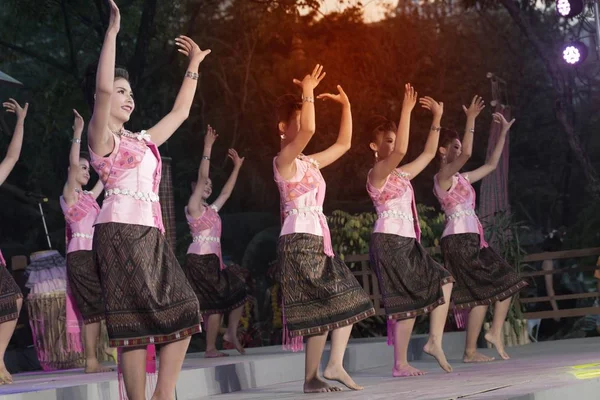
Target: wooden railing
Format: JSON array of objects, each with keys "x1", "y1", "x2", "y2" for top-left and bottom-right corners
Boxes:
[{"x1": 345, "y1": 247, "x2": 600, "y2": 320}]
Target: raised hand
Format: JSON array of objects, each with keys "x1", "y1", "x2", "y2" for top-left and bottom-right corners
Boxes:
[
  {"x1": 3, "y1": 99, "x2": 29, "y2": 121},
  {"x1": 419, "y1": 96, "x2": 444, "y2": 117},
  {"x1": 293, "y1": 64, "x2": 326, "y2": 91},
  {"x1": 493, "y1": 112, "x2": 516, "y2": 132},
  {"x1": 402, "y1": 83, "x2": 418, "y2": 112},
  {"x1": 73, "y1": 109, "x2": 84, "y2": 133},
  {"x1": 107, "y1": 0, "x2": 120, "y2": 34},
  {"x1": 175, "y1": 35, "x2": 211, "y2": 64},
  {"x1": 228, "y1": 149, "x2": 245, "y2": 168},
  {"x1": 463, "y1": 95, "x2": 485, "y2": 119},
  {"x1": 316, "y1": 85, "x2": 350, "y2": 107},
  {"x1": 204, "y1": 125, "x2": 218, "y2": 146}
]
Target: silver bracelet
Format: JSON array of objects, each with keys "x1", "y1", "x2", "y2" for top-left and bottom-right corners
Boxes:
[
  {"x1": 72, "y1": 138, "x2": 81, "y2": 144},
  {"x1": 431, "y1": 126, "x2": 441, "y2": 132},
  {"x1": 202, "y1": 155, "x2": 210, "y2": 161},
  {"x1": 469, "y1": 128, "x2": 475, "y2": 133},
  {"x1": 185, "y1": 71, "x2": 199, "y2": 80},
  {"x1": 302, "y1": 95, "x2": 314, "y2": 103}
]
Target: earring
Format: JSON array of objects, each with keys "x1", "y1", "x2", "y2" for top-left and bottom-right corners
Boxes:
[
  {"x1": 280, "y1": 134, "x2": 286, "y2": 140},
  {"x1": 442, "y1": 154, "x2": 447, "y2": 163},
  {"x1": 375, "y1": 151, "x2": 379, "y2": 161}
]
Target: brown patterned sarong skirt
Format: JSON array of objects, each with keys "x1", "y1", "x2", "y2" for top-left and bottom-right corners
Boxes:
[
  {"x1": 440, "y1": 233, "x2": 528, "y2": 310},
  {"x1": 277, "y1": 233, "x2": 375, "y2": 337},
  {"x1": 0, "y1": 265, "x2": 22, "y2": 324},
  {"x1": 66, "y1": 250, "x2": 104, "y2": 324},
  {"x1": 94, "y1": 223, "x2": 202, "y2": 347},
  {"x1": 184, "y1": 253, "x2": 249, "y2": 315},
  {"x1": 370, "y1": 233, "x2": 454, "y2": 320}
]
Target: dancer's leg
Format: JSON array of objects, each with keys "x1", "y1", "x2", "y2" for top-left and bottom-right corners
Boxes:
[
  {"x1": 204, "y1": 314, "x2": 227, "y2": 358},
  {"x1": 223, "y1": 304, "x2": 245, "y2": 354},
  {"x1": 84, "y1": 321, "x2": 112, "y2": 372},
  {"x1": 151, "y1": 337, "x2": 191, "y2": 400},
  {"x1": 323, "y1": 324, "x2": 363, "y2": 389},
  {"x1": 121, "y1": 346, "x2": 148, "y2": 400},
  {"x1": 463, "y1": 305, "x2": 494, "y2": 363},
  {"x1": 423, "y1": 282, "x2": 453, "y2": 372},
  {"x1": 389, "y1": 318, "x2": 424, "y2": 376},
  {"x1": 484, "y1": 297, "x2": 511, "y2": 360},
  {"x1": 0, "y1": 298, "x2": 22, "y2": 383},
  {"x1": 304, "y1": 332, "x2": 340, "y2": 393}
]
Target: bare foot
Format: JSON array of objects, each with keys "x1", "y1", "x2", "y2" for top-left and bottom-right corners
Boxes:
[
  {"x1": 423, "y1": 341, "x2": 453, "y2": 373},
  {"x1": 463, "y1": 350, "x2": 495, "y2": 363},
  {"x1": 484, "y1": 331, "x2": 510, "y2": 360},
  {"x1": 303, "y1": 377, "x2": 342, "y2": 393},
  {"x1": 84, "y1": 358, "x2": 113, "y2": 373},
  {"x1": 323, "y1": 365, "x2": 363, "y2": 390},
  {"x1": 205, "y1": 350, "x2": 229, "y2": 358},
  {"x1": 0, "y1": 364, "x2": 13, "y2": 384},
  {"x1": 392, "y1": 363, "x2": 426, "y2": 377},
  {"x1": 223, "y1": 330, "x2": 245, "y2": 355}
]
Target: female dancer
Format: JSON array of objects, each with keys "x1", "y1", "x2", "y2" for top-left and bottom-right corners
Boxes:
[
  {"x1": 87, "y1": 1, "x2": 206, "y2": 398},
  {"x1": 0, "y1": 98, "x2": 27, "y2": 383},
  {"x1": 367, "y1": 85, "x2": 454, "y2": 376},
  {"x1": 433, "y1": 97, "x2": 527, "y2": 363},
  {"x1": 185, "y1": 125, "x2": 249, "y2": 358},
  {"x1": 274, "y1": 65, "x2": 375, "y2": 393},
  {"x1": 60, "y1": 109, "x2": 111, "y2": 373}
]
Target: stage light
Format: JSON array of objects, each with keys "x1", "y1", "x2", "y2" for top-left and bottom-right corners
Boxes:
[
  {"x1": 562, "y1": 41, "x2": 588, "y2": 65},
  {"x1": 557, "y1": 0, "x2": 584, "y2": 18}
]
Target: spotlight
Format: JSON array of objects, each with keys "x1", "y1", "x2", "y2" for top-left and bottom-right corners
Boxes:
[
  {"x1": 562, "y1": 41, "x2": 588, "y2": 65},
  {"x1": 556, "y1": 0, "x2": 584, "y2": 18}
]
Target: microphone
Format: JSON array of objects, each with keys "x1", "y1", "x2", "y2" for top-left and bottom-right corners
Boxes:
[{"x1": 25, "y1": 192, "x2": 48, "y2": 202}]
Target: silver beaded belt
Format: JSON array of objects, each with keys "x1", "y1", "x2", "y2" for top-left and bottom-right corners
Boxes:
[
  {"x1": 72, "y1": 232, "x2": 93, "y2": 239},
  {"x1": 192, "y1": 235, "x2": 220, "y2": 243},
  {"x1": 105, "y1": 188, "x2": 159, "y2": 202},
  {"x1": 285, "y1": 206, "x2": 323, "y2": 216},
  {"x1": 377, "y1": 210, "x2": 414, "y2": 222},
  {"x1": 446, "y1": 209, "x2": 477, "y2": 220}
]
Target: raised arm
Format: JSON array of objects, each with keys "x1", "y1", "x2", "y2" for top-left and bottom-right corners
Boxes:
[
  {"x1": 437, "y1": 95, "x2": 485, "y2": 186},
  {"x1": 212, "y1": 149, "x2": 244, "y2": 211},
  {"x1": 369, "y1": 84, "x2": 417, "y2": 188},
  {"x1": 465, "y1": 112, "x2": 514, "y2": 184},
  {"x1": 275, "y1": 64, "x2": 326, "y2": 180},
  {"x1": 88, "y1": 0, "x2": 120, "y2": 156},
  {"x1": 91, "y1": 180, "x2": 104, "y2": 200},
  {"x1": 0, "y1": 99, "x2": 28, "y2": 186},
  {"x1": 307, "y1": 85, "x2": 352, "y2": 169},
  {"x1": 401, "y1": 96, "x2": 443, "y2": 179},
  {"x1": 63, "y1": 110, "x2": 86, "y2": 204},
  {"x1": 146, "y1": 36, "x2": 211, "y2": 147},
  {"x1": 187, "y1": 126, "x2": 218, "y2": 218}
]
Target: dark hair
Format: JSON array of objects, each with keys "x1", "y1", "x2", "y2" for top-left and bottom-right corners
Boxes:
[
  {"x1": 83, "y1": 64, "x2": 131, "y2": 110},
  {"x1": 114, "y1": 67, "x2": 130, "y2": 82},
  {"x1": 439, "y1": 127, "x2": 459, "y2": 149},
  {"x1": 368, "y1": 115, "x2": 397, "y2": 143},
  {"x1": 275, "y1": 94, "x2": 302, "y2": 125},
  {"x1": 79, "y1": 152, "x2": 91, "y2": 163}
]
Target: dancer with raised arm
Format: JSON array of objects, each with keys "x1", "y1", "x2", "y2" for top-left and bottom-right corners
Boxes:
[
  {"x1": 87, "y1": 1, "x2": 207, "y2": 398},
  {"x1": 60, "y1": 110, "x2": 112, "y2": 373},
  {"x1": 0, "y1": 98, "x2": 28, "y2": 384},
  {"x1": 367, "y1": 85, "x2": 454, "y2": 377},
  {"x1": 185, "y1": 125, "x2": 249, "y2": 358},
  {"x1": 433, "y1": 97, "x2": 527, "y2": 363},
  {"x1": 274, "y1": 65, "x2": 375, "y2": 393}
]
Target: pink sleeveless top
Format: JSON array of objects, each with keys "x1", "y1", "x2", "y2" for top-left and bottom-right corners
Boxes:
[
  {"x1": 367, "y1": 168, "x2": 421, "y2": 242},
  {"x1": 89, "y1": 131, "x2": 164, "y2": 232},
  {"x1": 433, "y1": 173, "x2": 488, "y2": 248},
  {"x1": 60, "y1": 191, "x2": 100, "y2": 253},
  {"x1": 185, "y1": 205, "x2": 225, "y2": 269},
  {"x1": 0, "y1": 250, "x2": 5, "y2": 267},
  {"x1": 273, "y1": 155, "x2": 333, "y2": 257}
]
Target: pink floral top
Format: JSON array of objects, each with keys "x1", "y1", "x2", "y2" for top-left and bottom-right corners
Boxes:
[
  {"x1": 89, "y1": 131, "x2": 164, "y2": 232},
  {"x1": 60, "y1": 190, "x2": 100, "y2": 253},
  {"x1": 273, "y1": 155, "x2": 333, "y2": 256},
  {"x1": 185, "y1": 205, "x2": 224, "y2": 269},
  {"x1": 433, "y1": 173, "x2": 488, "y2": 248},
  {"x1": 367, "y1": 168, "x2": 421, "y2": 242}
]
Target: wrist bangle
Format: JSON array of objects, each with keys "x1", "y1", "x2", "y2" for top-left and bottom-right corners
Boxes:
[
  {"x1": 72, "y1": 138, "x2": 81, "y2": 144},
  {"x1": 185, "y1": 71, "x2": 199, "y2": 80},
  {"x1": 469, "y1": 128, "x2": 475, "y2": 133},
  {"x1": 431, "y1": 126, "x2": 441, "y2": 132},
  {"x1": 302, "y1": 95, "x2": 314, "y2": 104},
  {"x1": 202, "y1": 155, "x2": 210, "y2": 161}
]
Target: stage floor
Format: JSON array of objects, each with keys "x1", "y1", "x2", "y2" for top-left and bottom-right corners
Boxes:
[{"x1": 0, "y1": 335, "x2": 598, "y2": 399}]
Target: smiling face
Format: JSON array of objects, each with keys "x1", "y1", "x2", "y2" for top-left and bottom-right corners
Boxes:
[
  {"x1": 110, "y1": 78, "x2": 135, "y2": 124},
  {"x1": 370, "y1": 130, "x2": 396, "y2": 161},
  {"x1": 74, "y1": 158, "x2": 91, "y2": 186},
  {"x1": 440, "y1": 138, "x2": 462, "y2": 164}
]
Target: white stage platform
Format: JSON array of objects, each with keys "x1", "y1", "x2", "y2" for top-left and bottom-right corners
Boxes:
[{"x1": 1, "y1": 333, "x2": 599, "y2": 400}]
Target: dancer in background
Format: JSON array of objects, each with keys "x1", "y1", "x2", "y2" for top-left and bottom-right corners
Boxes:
[
  {"x1": 60, "y1": 109, "x2": 112, "y2": 373},
  {"x1": 0, "y1": 98, "x2": 28, "y2": 383},
  {"x1": 87, "y1": 1, "x2": 206, "y2": 398},
  {"x1": 185, "y1": 125, "x2": 249, "y2": 358},
  {"x1": 433, "y1": 97, "x2": 527, "y2": 363},
  {"x1": 274, "y1": 65, "x2": 375, "y2": 393},
  {"x1": 367, "y1": 85, "x2": 454, "y2": 376}
]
